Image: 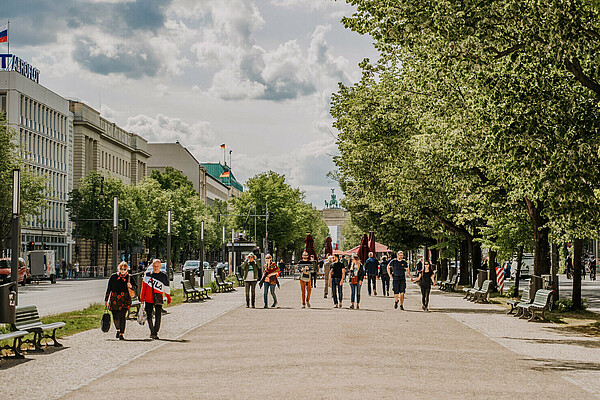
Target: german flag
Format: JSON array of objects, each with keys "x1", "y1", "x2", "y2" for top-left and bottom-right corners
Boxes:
[
  {"x1": 220, "y1": 143, "x2": 225, "y2": 149},
  {"x1": 219, "y1": 171, "x2": 230, "y2": 178}
]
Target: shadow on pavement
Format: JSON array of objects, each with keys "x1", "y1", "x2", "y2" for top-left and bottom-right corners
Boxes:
[
  {"x1": 154, "y1": 338, "x2": 189, "y2": 343},
  {"x1": 0, "y1": 357, "x2": 33, "y2": 370},
  {"x1": 433, "y1": 307, "x2": 506, "y2": 315},
  {"x1": 526, "y1": 358, "x2": 600, "y2": 371},
  {"x1": 507, "y1": 337, "x2": 600, "y2": 349}
]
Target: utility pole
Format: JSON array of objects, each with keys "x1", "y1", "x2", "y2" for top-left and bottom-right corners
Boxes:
[
  {"x1": 167, "y1": 211, "x2": 172, "y2": 282},
  {"x1": 112, "y1": 196, "x2": 119, "y2": 274},
  {"x1": 11, "y1": 169, "x2": 20, "y2": 305},
  {"x1": 200, "y1": 220, "x2": 205, "y2": 273}
]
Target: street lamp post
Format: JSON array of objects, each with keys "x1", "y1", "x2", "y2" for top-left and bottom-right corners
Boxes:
[
  {"x1": 112, "y1": 196, "x2": 118, "y2": 275},
  {"x1": 11, "y1": 169, "x2": 20, "y2": 305},
  {"x1": 222, "y1": 225, "x2": 226, "y2": 265},
  {"x1": 200, "y1": 220, "x2": 205, "y2": 273},
  {"x1": 167, "y1": 210, "x2": 172, "y2": 281}
]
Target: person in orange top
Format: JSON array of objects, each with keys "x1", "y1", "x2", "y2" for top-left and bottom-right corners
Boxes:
[
  {"x1": 140, "y1": 259, "x2": 171, "y2": 339},
  {"x1": 262, "y1": 254, "x2": 280, "y2": 308}
]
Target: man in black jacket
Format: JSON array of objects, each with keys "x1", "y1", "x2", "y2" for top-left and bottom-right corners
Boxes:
[
  {"x1": 365, "y1": 252, "x2": 378, "y2": 296},
  {"x1": 379, "y1": 255, "x2": 390, "y2": 296}
]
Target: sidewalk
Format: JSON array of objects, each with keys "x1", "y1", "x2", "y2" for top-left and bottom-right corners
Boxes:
[{"x1": 51, "y1": 279, "x2": 597, "y2": 400}]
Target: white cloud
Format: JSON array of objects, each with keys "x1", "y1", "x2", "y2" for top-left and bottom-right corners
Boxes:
[
  {"x1": 270, "y1": 0, "x2": 353, "y2": 18},
  {"x1": 125, "y1": 114, "x2": 215, "y2": 146}
]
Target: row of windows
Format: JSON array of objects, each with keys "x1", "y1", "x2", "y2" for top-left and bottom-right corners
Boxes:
[
  {"x1": 21, "y1": 129, "x2": 68, "y2": 172},
  {"x1": 28, "y1": 201, "x2": 67, "y2": 231},
  {"x1": 101, "y1": 150, "x2": 130, "y2": 178},
  {"x1": 29, "y1": 164, "x2": 68, "y2": 201},
  {"x1": 20, "y1": 95, "x2": 68, "y2": 142}
]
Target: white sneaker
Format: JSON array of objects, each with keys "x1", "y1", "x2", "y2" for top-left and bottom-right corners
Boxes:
[
  {"x1": 301, "y1": 304, "x2": 306, "y2": 309},
  {"x1": 333, "y1": 304, "x2": 337, "y2": 308}
]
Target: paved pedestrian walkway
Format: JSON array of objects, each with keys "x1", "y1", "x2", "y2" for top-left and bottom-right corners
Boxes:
[{"x1": 2, "y1": 279, "x2": 599, "y2": 399}]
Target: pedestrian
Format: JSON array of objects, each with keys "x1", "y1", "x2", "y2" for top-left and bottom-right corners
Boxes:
[
  {"x1": 323, "y1": 255, "x2": 332, "y2": 298},
  {"x1": 566, "y1": 256, "x2": 573, "y2": 279},
  {"x1": 365, "y1": 252, "x2": 378, "y2": 296},
  {"x1": 298, "y1": 251, "x2": 314, "y2": 308},
  {"x1": 387, "y1": 251, "x2": 414, "y2": 310},
  {"x1": 278, "y1": 259, "x2": 286, "y2": 277},
  {"x1": 55, "y1": 261, "x2": 61, "y2": 280},
  {"x1": 415, "y1": 257, "x2": 423, "y2": 278},
  {"x1": 310, "y1": 255, "x2": 318, "y2": 288},
  {"x1": 590, "y1": 256, "x2": 597, "y2": 280},
  {"x1": 104, "y1": 261, "x2": 137, "y2": 340},
  {"x1": 349, "y1": 255, "x2": 365, "y2": 309},
  {"x1": 504, "y1": 261, "x2": 511, "y2": 280},
  {"x1": 140, "y1": 259, "x2": 171, "y2": 339},
  {"x1": 241, "y1": 253, "x2": 259, "y2": 308},
  {"x1": 329, "y1": 255, "x2": 345, "y2": 308},
  {"x1": 379, "y1": 255, "x2": 390, "y2": 297},
  {"x1": 341, "y1": 255, "x2": 349, "y2": 282},
  {"x1": 66, "y1": 262, "x2": 73, "y2": 279},
  {"x1": 413, "y1": 260, "x2": 436, "y2": 311},
  {"x1": 262, "y1": 254, "x2": 280, "y2": 308},
  {"x1": 74, "y1": 261, "x2": 79, "y2": 279}
]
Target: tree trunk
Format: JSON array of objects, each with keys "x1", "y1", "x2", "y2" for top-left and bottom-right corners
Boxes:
[
  {"x1": 440, "y1": 258, "x2": 448, "y2": 281},
  {"x1": 470, "y1": 240, "x2": 482, "y2": 286},
  {"x1": 524, "y1": 197, "x2": 550, "y2": 276},
  {"x1": 459, "y1": 239, "x2": 469, "y2": 285},
  {"x1": 551, "y1": 243, "x2": 560, "y2": 302},
  {"x1": 431, "y1": 248, "x2": 439, "y2": 265},
  {"x1": 514, "y1": 244, "x2": 524, "y2": 294},
  {"x1": 488, "y1": 249, "x2": 497, "y2": 291},
  {"x1": 572, "y1": 238, "x2": 583, "y2": 309}
]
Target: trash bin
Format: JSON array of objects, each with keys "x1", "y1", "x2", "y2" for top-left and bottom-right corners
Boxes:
[
  {"x1": 477, "y1": 270, "x2": 487, "y2": 287},
  {"x1": 0, "y1": 281, "x2": 17, "y2": 324},
  {"x1": 184, "y1": 270, "x2": 196, "y2": 287},
  {"x1": 530, "y1": 275, "x2": 543, "y2": 298}
]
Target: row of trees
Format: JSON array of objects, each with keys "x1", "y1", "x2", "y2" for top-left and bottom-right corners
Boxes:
[
  {"x1": 332, "y1": 1, "x2": 600, "y2": 308},
  {"x1": 67, "y1": 169, "x2": 328, "y2": 266}
]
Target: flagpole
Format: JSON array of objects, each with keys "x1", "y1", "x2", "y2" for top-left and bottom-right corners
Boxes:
[{"x1": 7, "y1": 19, "x2": 9, "y2": 54}]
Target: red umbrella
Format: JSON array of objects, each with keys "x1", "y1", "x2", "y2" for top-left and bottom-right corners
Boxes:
[
  {"x1": 304, "y1": 234, "x2": 317, "y2": 260},
  {"x1": 325, "y1": 237, "x2": 333, "y2": 256},
  {"x1": 368, "y1": 231, "x2": 376, "y2": 256},
  {"x1": 357, "y1": 234, "x2": 369, "y2": 264}
]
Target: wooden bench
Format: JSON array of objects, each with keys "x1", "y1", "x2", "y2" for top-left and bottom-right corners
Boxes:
[
  {"x1": 126, "y1": 296, "x2": 141, "y2": 320},
  {"x1": 472, "y1": 280, "x2": 492, "y2": 303},
  {"x1": 517, "y1": 289, "x2": 553, "y2": 321},
  {"x1": 463, "y1": 281, "x2": 481, "y2": 300},
  {"x1": 0, "y1": 330, "x2": 29, "y2": 358},
  {"x1": 215, "y1": 276, "x2": 234, "y2": 292},
  {"x1": 235, "y1": 273, "x2": 244, "y2": 287},
  {"x1": 441, "y1": 274, "x2": 459, "y2": 292},
  {"x1": 507, "y1": 286, "x2": 530, "y2": 315},
  {"x1": 182, "y1": 279, "x2": 202, "y2": 302},
  {"x1": 13, "y1": 305, "x2": 66, "y2": 351}
]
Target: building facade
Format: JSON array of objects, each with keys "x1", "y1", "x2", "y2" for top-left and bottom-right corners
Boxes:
[
  {"x1": 147, "y1": 142, "x2": 235, "y2": 205},
  {"x1": 0, "y1": 69, "x2": 74, "y2": 262},
  {"x1": 201, "y1": 163, "x2": 243, "y2": 199}
]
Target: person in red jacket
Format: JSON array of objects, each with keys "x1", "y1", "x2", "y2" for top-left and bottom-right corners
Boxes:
[{"x1": 140, "y1": 259, "x2": 171, "y2": 339}]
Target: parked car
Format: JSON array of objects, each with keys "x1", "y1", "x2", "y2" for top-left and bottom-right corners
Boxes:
[
  {"x1": 145, "y1": 262, "x2": 174, "y2": 281},
  {"x1": 511, "y1": 253, "x2": 534, "y2": 279},
  {"x1": 0, "y1": 257, "x2": 30, "y2": 285},
  {"x1": 182, "y1": 260, "x2": 210, "y2": 277}
]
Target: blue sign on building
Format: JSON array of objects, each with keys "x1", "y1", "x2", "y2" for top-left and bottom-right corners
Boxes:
[{"x1": 0, "y1": 54, "x2": 40, "y2": 83}]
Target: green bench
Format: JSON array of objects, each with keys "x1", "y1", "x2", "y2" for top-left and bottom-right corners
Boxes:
[
  {"x1": 440, "y1": 274, "x2": 459, "y2": 292},
  {"x1": 507, "y1": 286, "x2": 530, "y2": 315},
  {"x1": 0, "y1": 330, "x2": 29, "y2": 358},
  {"x1": 13, "y1": 305, "x2": 66, "y2": 351},
  {"x1": 472, "y1": 280, "x2": 492, "y2": 303},
  {"x1": 235, "y1": 272, "x2": 244, "y2": 287},
  {"x1": 463, "y1": 281, "x2": 481, "y2": 300},
  {"x1": 215, "y1": 275, "x2": 234, "y2": 292},
  {"x1": 517, "y1": 289, "x2": 553, "y2": 322},
  {"x1": 182, "y1": 279, "x2": 203, "y2": 302}
]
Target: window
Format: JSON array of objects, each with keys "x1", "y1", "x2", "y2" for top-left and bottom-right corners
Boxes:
[{"x1": 0, "y1": 93, "x2": 6, "y2": 116}]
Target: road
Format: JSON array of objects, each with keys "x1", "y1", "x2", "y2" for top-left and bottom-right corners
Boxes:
[{"x1": 17, "y1": 275, "x2": 183, "y2": 317}]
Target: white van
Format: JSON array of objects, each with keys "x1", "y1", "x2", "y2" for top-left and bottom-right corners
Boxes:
[{"x1": 27, "y1": 250, "x2": 57, "y2": 283}]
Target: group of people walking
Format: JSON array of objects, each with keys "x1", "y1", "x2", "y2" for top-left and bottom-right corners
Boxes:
[
  {"x1": 240, "y1": 250, "x2": 436, "y2": 312},
  {"x1": 104, "y1": 259, "x2": 171, "y2": 340}
]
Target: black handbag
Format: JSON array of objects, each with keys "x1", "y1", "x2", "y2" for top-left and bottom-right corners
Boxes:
[{"x1": 101, "y1": 307, "x2": 111, "y2": 332}]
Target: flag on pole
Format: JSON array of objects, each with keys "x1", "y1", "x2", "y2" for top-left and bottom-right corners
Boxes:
[
  {"x1": 0, "y1": 25, "x2": 7, "y2": 43},
  {"x1": 220, "y1": 143, "x2": 225, "y2": 149},
  {"x1": 219, "y1": 171, "x2": 230, "y2": 178}
]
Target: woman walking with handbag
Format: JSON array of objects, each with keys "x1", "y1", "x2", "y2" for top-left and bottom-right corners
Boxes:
[
  {"x1": 104, "y1": 261, "x2": 137, "y2": 340},
  {"x1": 241, "y1": 253, "x2": 259, "y2": 308},
  {"x1": 140, "y1": 259, "x2": 171, "y2": 339},
  {"x1": 349, "y1": 255, "x2": 365, "y2": 309},
  {"x1": 262, "y1": 254, "x2": 280, "y2": 308},
  {"x1": 298, "y1": 251, "x2": 314, "y2": 308}
]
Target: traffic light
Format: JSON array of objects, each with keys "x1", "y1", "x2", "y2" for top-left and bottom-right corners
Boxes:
[
  {"x1": 268, "y1": 212, "x2": 274, "y2": 222},
  {"x1": 122, "y1": 218, "x2": 129, "y2": 230},
  {"x1": 27, "y1": 241, "x2": 34, "y2": 251},
  {"x1": 216, "y1": 213, "x2": 220, "y2": 222}
]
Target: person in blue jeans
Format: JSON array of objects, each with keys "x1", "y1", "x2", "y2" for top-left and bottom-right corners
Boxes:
[
  {"x1": 349, "y1": 254, "x2": 365, "y2": 309},
  {"x1": 262, "y1": 254, "x2": 280, "y2": 308},
  {"x1": 329, "y1": 255, "x2": 345, "y2": 308}
]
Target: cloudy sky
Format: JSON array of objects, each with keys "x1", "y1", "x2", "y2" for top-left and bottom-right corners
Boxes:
[{"x1": 2, "y1": 0, "x2": 377, "y2": 206}]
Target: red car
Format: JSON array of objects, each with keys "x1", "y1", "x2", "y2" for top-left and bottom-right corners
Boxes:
[{"x1": 0, "y1": 257, "x2": 30, "y2": 285}]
